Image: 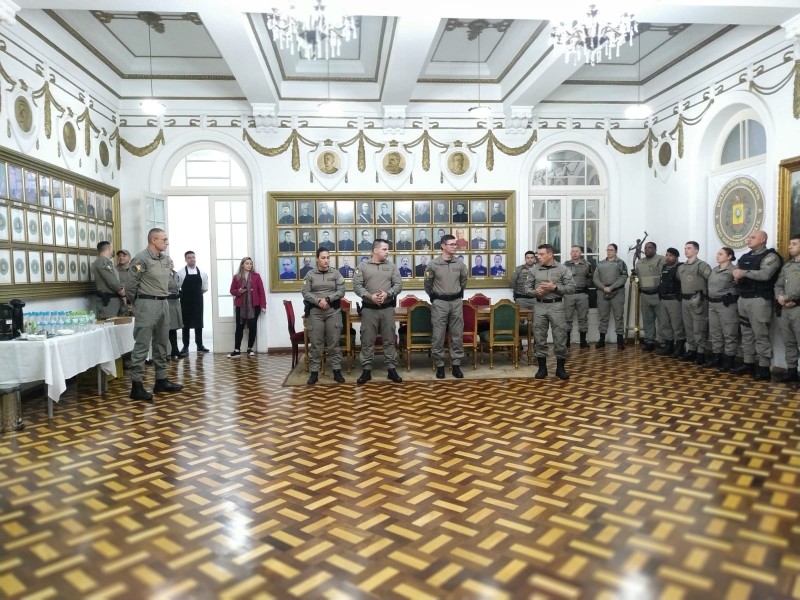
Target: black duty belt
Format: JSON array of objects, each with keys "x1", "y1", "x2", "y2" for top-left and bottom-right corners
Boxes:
[
  {"x1": 515, "y1": 293, "x2": 536, "y2": 299},
  {"x1": 738, "y1": 292, "x2": 771, "y2": 299},
  {"x1": 168, "y1": 294, "x2": 180, "y2": 300},
  {"x1": 431, "y1": 293, "x2": 463, "y2": 301},
  {"x1": 681, "y1": 293, "x2": 696, "y2": 300},
  {"x1": 659, "y1": 294, "x2": 680, "y2": 300},
  {"x1": 362, "y1": 302, "x2": 393, "y2": 310},
  {"x1": 95, "y1": 292, "x2": 116, "y2": 299},
  {"x1": 536, "y1": 297, "x2": 562, "y2": 303},
  {"x1": 640, "y1": 289, "x2": 659, "y2": 295},
  {"x1": 138, "y1": 294, "x2": 168, "y2": 300},
  {"x1": 574, "y1": 288, "x2": 588, "y2": 294}
]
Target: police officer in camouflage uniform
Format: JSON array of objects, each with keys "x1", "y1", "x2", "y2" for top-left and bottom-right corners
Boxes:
[
  {"x1": 302, "y1": 248, "x2": 346, "y2": 385},
  {"x1": 676, "y1": 241, "x2": 712, "y2": 365},
  {"x1": 425, "y1": 234, "x2": 469, "y2": 379},
  {"x1": 525, "y1": 244, "x2": 575, "y2": 380},
  {"x1": 593, "y1": 243, "x2": 628, "y2": 349},
  {"x1": 353, "y1": 239, "x2": 403, "y2": 384},
  {"x1": 637, "y1": 242, "x2": 666, "y2": 351},
  {"x1": 563, "y1": 245, "x2": 593, "y2": 348},
  {"x1": 732, "y1": 230, "x2": 782, "y2": 380},
  {"x1": 127, "y1": 228, "x2": 183, "y2": 401},
  {"x1": 707, "y1": 247, "x2": 739, "y2": 371},
  {"x1": 91, "y1": 241, "x2": 125, "y2": 319},
  {"x1": 776, "y1": 233, "x2": 800, "y2": 385}
]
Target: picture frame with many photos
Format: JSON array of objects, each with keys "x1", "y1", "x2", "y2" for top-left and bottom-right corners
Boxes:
[
  {"x1": 268, "y1": 192, "x2": 515, "y2": 291},
  {"x1": 0, "y1": 147, "x2": 119, "y2": 300}
]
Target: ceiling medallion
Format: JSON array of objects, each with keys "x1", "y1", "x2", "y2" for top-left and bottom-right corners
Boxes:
[
  {"x1": 551, "y1": 4, "x2": 637, "y2": 65},
  {"x1": 266, "y1": 0, "x2": 358, "y2": 59}
]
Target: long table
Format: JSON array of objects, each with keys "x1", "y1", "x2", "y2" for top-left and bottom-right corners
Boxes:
[{"x1": 0, "y1": 321, "x2": 135, "y2": 418}]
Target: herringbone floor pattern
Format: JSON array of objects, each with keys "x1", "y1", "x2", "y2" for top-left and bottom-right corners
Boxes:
[{"x1": 1, "y1": 348, "x2": 799, "y2": 599}]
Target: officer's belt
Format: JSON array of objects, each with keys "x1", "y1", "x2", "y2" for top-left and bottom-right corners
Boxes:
[
  {"x1": 738, "y1": 291, "x2": 771, "y2": 299},
  {"x1": 640, "y1": 289, "x2": 659, "y2": 295},
  {"x1": 95, "y1": 292, "x2": 116, "y2": 299},
  {"x1": 362, "y1": 301, "x2": 394, "y2": 310},
  {"x1": 573, "y1": 288, "x2": 588, "y2": 294},
  {"x1": 536, "y1": 297, "x2": 562, "y2": 303},
  {"x1": 515, "y1": 293, "x2": 536, "y2": 299},
  {"x1": 659, "y1": 293, "x2": 680, "y2": 300},
  {"x1": 138, "y1": 294, "x2": 168, "y2": 300},
  {"x1": 168, "y1": 294, "x2": 180, "y2": 300},
  {"x1": 681, "y1": 293, "x2": 697, "y2": 300},
  {"x1": 431, "y1": 292, "x2": 463, "y2": 301}
]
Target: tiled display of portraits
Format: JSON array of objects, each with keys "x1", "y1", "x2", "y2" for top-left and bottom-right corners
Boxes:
[{"x1": 268, "y1": 193, "x2": 514, "y2": 291}]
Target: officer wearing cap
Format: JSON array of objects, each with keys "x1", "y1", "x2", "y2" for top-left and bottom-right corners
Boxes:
[
  {"x1": 563, "y1": 245, "x2": 593, "y2": 348},
  {"x1": 425, "y1": 234, "x2": 469, "y2": 379},
  {"x1": 676, "y1": 241, "x2": 712, "y2": 365},
  {"x1": 655, "y1": 247, "x2": 686, "y2": 357},
  {"x1": 91, "y1": 241, "x2": 125, "y2": 319},
  {"x1": 115, "y1": 249, "x2": 135, "y2": 316},
  {"x1": 127, "y1": 228, "x2": 184, "y2": 402}
]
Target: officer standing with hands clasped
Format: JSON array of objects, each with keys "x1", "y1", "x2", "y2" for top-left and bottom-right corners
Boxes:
[
  {"x1": 563, "y1": 245, "x2": 593, "y2": 348},
  {"x1": 91, "y1": 241, "x2": 125, "y2": 319},
  {"x1": 525, "y1": 243, "x2": 575, "y2": 380},
  {"x1": 425, "y1": 234, "x2": 469, "y2": 379},
  {"x1": 127, "y1": 228, "x2": 183, "y2": 401},
  {"x1": 593, "y1": 244, "x2": 628, "y2": 349},
  {"x1": 353, "y1": 239, "x2": 403, "y2": 384},
  {"x1": 636, "y1": 242, "x2": 666, "y2": 351},
  {"x1": 302, "y1": 248, "x2": 347, "y2": 385}
]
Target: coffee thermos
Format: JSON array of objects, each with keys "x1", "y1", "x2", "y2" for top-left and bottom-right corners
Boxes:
[{"x1": 0, "y1": 299, "x2": 25, "y2": 339}]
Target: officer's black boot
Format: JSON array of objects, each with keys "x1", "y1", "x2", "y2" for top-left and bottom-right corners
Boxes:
[
  {"x1": 452, "y1": 365, "x2": 464, "y2": 379},
  {"x1": 387, "y1": 369, "x2": 403, "y2": 383},
  {"x1": 719, "y1": 354, "x2": 735, "y2": 373},
  {"x1": 129, "y1": 381, "x2": 153, "y2": 402},
  {"x1": 436, "y1": 366, "x2": 446, "y2": 379},
  {"x1": 671, "y1": 339, "x2": 686, "y2": 359},
  {"x1": 579, "y1": 332, "x2": 589, "y2": 348},
  {"x1": 332, "y1": 370, "x2": 345, "y2": 383},
  {"x1": 731, "y1": 362, "x2": 755, "y2": 376},
  {"x1": 555, "y1": 358, "x2": 569, "y2": 380},
  {"x1": 356, "y1": 370, "x2": 372, "y2": 384},
  {"x1": 596, "y1": 334, "x2": 606, "y2": 349},
  {"x1": 307, "y1": 371, "x2": 319, "y2": 385},
  {"x1": 694, "y1": 352, "x2": 706, "y2": 366},
  {"x1": 777, "y1": 368, "x2": 799, "y2": 383},
  {"x1": 706, "y1": 353, "x2": 722, "y2": 369},
  {"x1": 753, "y1": 365, "x2": 772, "y2": 381},
  {"x1": 682, "y1": 349, "x2": 697, "y2": 362},
  {"x1": 656, "y1": 341, "x2": 673, "y2": 356},
  {"x1": 534, "y1": 356, "x2": 548, "y2": 379},
  {"x1": 616, "y1": 334, "x2": 625, "y2": 350},
  {"x1": 153, "y1": 378, "x2": 183, "y2": 393}
]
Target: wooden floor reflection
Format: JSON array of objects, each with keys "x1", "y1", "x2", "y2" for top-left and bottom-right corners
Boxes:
[{"x1": 1, "y1": 349, "x2": 799, "y2": 599}]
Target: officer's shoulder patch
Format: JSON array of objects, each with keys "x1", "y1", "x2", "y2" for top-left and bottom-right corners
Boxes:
[
  {"x1": 354, "y1": 268, "x2": 360, "y2": 276},
  {"x1": 764, "y1": 254, "x2": 778, "y2": 265},
  {"x1": 133, "y1": 260, "x2": 148, "y2": 272}
]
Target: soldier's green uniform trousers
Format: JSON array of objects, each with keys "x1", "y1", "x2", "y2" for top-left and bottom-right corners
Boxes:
[
  {"x1": 659, "y1": 298, "x2": 685, "y2": 341},
  {"x1": 563, "y1": 293, "x2": 587, "y2": 333},
  {"x1": 708, "y1": 300, "x2": 739, "y2": 356},
  {"x1": 359, "y1": 307, "x2": 398, "y2": 369},
  {"x1": 130, "y1": 298, "x2": 169, "y2": 383},
  {"x1": 597, "y1": 293, "x2": 625, "y2": 335},
  {"x1": 95, "y1": 296, "x2": 121, "y2": 320},
  {"x1": 681, "y1": 297, "x2": 708, "y2": 353},
  {"x1": 782, "y1": 305, "x2": 800, "y2": 369},
  {"x1": 639, "y1": 291, "x2": 660, "y2": 343},
  {"x1": 308, "y1": 307, "x2": 343, "y2": 372},
  {"x1": 432, "y1": 298, "x2": 464, "y2": 367},
  {"x1": 534, "y1": 300, "x2": 568, "y2": 358},
  {"x1": 738, "y1": 297, "x2": 773, "y2": 366}
]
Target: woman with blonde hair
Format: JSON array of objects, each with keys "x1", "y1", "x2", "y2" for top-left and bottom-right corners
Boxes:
[{"x1": 228, "y1": 257, "x2": 266, "y2": 358}]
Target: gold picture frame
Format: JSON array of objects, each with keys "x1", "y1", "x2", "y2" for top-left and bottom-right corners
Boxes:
[
  {"x1": 778, "y1": 155, "x2": 800, "y2": 258},
  {"x1": 268, "y1": 191, "x2": 516, "y2": 292}
]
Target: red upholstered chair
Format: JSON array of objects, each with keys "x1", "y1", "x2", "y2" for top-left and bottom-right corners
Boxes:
[
  {"x1": 398, "y1": 294, "x2": 422, "y2": 357},
  {"x1": 283, "y1": 300, "x2": 306, "y2": 369},
  {"x1": 467, "y1": 293, "x2": 491, "y2": 333},
  {"x1": 461, "y1": 301, "x2": 480, "y2": 369}
]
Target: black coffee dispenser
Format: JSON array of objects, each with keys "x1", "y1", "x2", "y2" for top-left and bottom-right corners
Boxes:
[{"x1": 0, "y1": 299, "x2": 25, "y2": 339}]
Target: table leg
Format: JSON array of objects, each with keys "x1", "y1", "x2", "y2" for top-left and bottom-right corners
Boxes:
[
  {"x1": 47, "y1": 389, "x2": 53, "y2": 419},
  {"x1": 527, "y1": 320, "x2": 533, "y2": 365},
  {"x1": 96, "y1": 365, "x2": 102, "y2": 395}
]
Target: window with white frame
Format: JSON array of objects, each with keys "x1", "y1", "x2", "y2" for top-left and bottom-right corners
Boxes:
[{"x1": 720, "y1": 118, "x2": 766, "y2": 166}]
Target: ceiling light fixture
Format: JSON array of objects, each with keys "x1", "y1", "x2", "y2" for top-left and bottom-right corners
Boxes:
[
  {"x1": 551, "y1": 4, "x2": 637, "y2": 65},
  {"x1": 266, "y1": 0, "x2": 358, "y2": 60},
  {"x1": 625, "y1": 34, "x2": 651, "y2": 120},
  {"x1": 140, "y1": 15, "x2": 165, "y2": 116},
  {"x1": 468, "y1": 25, "x2": 491, "y2": 119}
]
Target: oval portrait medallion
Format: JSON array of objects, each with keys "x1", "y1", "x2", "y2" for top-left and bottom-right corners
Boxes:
[
  {"x1": 14, "y1": 97, "x2": 33, "y2": 133},
  {"x1": 714, "y1": 175, "x2": 765, "y2": 249},
  {"x1": 99, "y1": 141, "x2": 110, "y2": 167},
  {"x1": 63, "y1": 122, "x2": 77, "y2": 153}
]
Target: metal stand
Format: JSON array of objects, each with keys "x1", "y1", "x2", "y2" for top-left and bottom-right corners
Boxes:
[{"x1": 625, "y1": 270, "x2": 641, "y2": 345}]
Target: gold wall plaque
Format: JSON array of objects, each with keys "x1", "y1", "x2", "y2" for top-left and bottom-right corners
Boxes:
[
  {"x1": 14, "y1": 97, "x2": 33, "y2": 133},
  {"x1": 714, "y1": 175, "x2": 764, "y2": 249},
  {"x1": 63, "y1": 122, "x2": 77, "y2": 153}
]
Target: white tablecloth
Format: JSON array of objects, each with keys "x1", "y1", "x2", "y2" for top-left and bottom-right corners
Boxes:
[{"x1": 0, "y1": 322, "x2": 135, "y2": 403}]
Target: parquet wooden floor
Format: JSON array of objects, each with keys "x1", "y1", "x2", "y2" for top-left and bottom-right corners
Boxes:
[{"x1": 1, "y1": 348, "x2": 799, "y2": 600}]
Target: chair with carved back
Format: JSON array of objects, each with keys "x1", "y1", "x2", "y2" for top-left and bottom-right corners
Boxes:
[
  {"x1": 405, "y1": 301, "x2": 434, "y2": 371},
  {"x1": 397, "y1": 294, "x2": 422, "y2": 356},
  {"x1": 283, "y1": 300, "x2": 306, "y2": 370},
  {"x1": 461, "y1": 301, "x2": 480, "y2": 369},
  {"x1": 467, "y1": 293, "x2": 491, "y2": 333},
  {"x1": 478, "y1": 299, "x2": 519, "y2": 369}
]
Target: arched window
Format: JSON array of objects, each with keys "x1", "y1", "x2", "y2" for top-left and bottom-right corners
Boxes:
[
  {"x1": 529, "y1": 147, "x2": 605, "y2": 265},
  {"x1": 169, "y1": 148, "x2": 248, "y2": 188},
  {"x1": 720, "y1": 118, "x2": 765, "y2": 166}
]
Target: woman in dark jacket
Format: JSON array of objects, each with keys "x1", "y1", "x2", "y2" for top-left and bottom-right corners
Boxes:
[
  {"x1": 167, "y1": 258, "x2": 185, "y2": 360},
  {"x1": 228, "y1": 257, "x2": 266, "y2": 358}
]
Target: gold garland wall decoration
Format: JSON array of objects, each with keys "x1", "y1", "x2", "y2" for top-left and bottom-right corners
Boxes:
[
  {"x1": 31, "y1": 81, "x2": 65, "y2": 140},
  {"x1": 109, "y1": 127, "x2": 165, "y2": 170}
]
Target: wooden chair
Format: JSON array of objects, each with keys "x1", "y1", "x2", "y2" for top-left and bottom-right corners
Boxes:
[
  {"x1": 405, "y1": 301, "x2": 434, "y2": 371},
  {"x1": 283, "y1": 300, "x2": 305, "y2": 369},
  {"x1": 397, "y1": 294, "x2": 422, "y2": 358},
  {"x1": 338, "y1": 298, "x2": 355, "y2": 373},
  {"x1": 468, "y1": 293, "x2": 491, "y2": 333},
  {"x1": 478, "y1": 299, "x2": 519, "y2": 369},
  {"x1": 461, "y1": 301, "x2": 480, "y2": 369}
]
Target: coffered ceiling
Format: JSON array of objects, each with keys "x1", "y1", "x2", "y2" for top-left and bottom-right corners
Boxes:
[{"x1": 8, "y1": 0, "x2": 800, "y2": 118}]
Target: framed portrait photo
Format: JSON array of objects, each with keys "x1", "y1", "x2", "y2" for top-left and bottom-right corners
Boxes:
[
  {"x1": 0, "y1": 162, "x2": 8, "y2": 198},
  {"x1": 8, "y1": 165, "x2": 23, "y2": 201},
  {"x1": 25, "y1": 210, "x2": 40, "y2": 244},
  {"x1": 66, "y1": 217, "x2": 78, "y2": 247},
  {"x1": 64, "y1": 183, "x2": 75, "y2": 213},
  {"x1": 13, "y1": 250, "x2": 27, "y2": 284},
  {"x1": 68, "y1": 253, "x2": 79, "y2": 282},
  {"x1": 78, "y1": 220, "x2": 88, "y2": 248},
  {"x1": 0, "y1": 249, "x2": 11, "y2": 284},
  {"x1": 54, "y1": 215, "x2": 66, "y2": 246},
  {"x1": 79, "y1": 254, "x2": 90, "y2": 282},
  {"x1": 42, "y1": 251, "x2": 55, "y2": 282},
  {"x1": 56, "y1": 252, "x2": 68, "y2": 282},
  {"x1": 24, "y1": 169, "x2": 38, "y2": 204},
  {"x1": 10, "y1": 207, "x2": 25, "y2": 242},
  {"x1": 28, "y1": 251, "x2": 42, "y2": 283},
  {"x1": 52, "y1": 179, "x2": 64, "y2": 210},
  {"x1": 39, "y1": 174, "x2": 51, "y2": 207},
  {"x1": 778, "y1": 155, "x2": 800, "y2": 257},
  {"x1": 0, "y1": 204, "x2": 7, "y2": 241}
]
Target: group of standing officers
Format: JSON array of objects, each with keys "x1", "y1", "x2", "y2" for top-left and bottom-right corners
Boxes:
[{"x1": 303, "y1": 228, "x2": 800, "y2": 387}]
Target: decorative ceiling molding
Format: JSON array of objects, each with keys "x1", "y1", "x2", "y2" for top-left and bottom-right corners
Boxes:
[{"x1": 444, "y1": 18, "x2": 513, "y2": 41}]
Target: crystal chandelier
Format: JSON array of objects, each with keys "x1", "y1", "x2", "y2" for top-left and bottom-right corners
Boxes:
[
  {"x1": 551, "y1": 4, "x2": 637, "y2": 65},
  {"x1": 266, "y1": 0, "x2": 358, "y2": 60}
]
